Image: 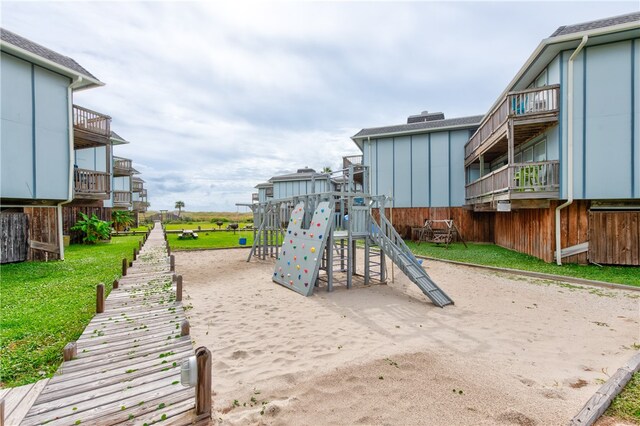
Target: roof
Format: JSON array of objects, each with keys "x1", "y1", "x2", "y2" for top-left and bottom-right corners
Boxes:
[
  {"x1": 0, "y1": 28, "x2": 102, "y2": 89},
  {"x1": 550, "y1": 12, "x2": 640, "y2": 37},
  {"x1": 110, "y1": 131, "x2": 130, "y2": 145},
  {"x1": 254, "y1": 182, "x2": 273, "y2": 189},
  {"x1": 352, "y1": 115, "x2": 483, "y2": 139},
  {"x1": 270, "y1": 170, "x2": 330, "y2": 182}
]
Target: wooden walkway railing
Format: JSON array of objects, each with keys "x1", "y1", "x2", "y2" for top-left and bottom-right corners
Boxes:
[{"x1": 18, "y1": 223, "x2": 211, "y2": 426}]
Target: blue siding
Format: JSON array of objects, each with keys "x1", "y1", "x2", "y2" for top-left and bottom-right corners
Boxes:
[
  {"x1": 411, "y1": 134, "x2": 429, "y2": 206},
  {"x1": 376, "y1": 138, "x2": 394, "y2": 201},
  {"x1": 449, "y1": 130, "x2": 468, "y2": 206},
  {"x1": 430, "y1": 132, "x2": 449, "y2": 207},
  {"x1": 584, "y1": 41, "x2": 633, "y2": 199},
  {"x1": 1, "y1": 53, "x2": 34, "y2": 199},
  {"x1": 634, "y1": 39, "x2": 640, "y2": 198},
  {"x1": 393, "y1": 136, "x2": 411, "y2": 207}
]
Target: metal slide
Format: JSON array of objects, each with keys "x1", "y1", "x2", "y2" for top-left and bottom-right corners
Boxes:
[{"x1": 369, "y1": 214, "x2": 454, "y2": 307}]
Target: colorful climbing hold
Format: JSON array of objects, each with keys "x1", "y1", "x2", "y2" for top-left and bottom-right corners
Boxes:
[
  {"x1": 304, "y1": 269, "x2": 308, "y2": 273},
  {"x1": 319, "y1": 234, "x2": 323, "y2": 239},
  {"x1": 293, "y1": 256, "x2": 297, "y2": 261},
  {"x1": 296, "y1": 265, "x2": 300, "y2": 270},
  {"x1": 317, "y1": 223, "x2": 321, "y2": 227},
  {"x1": 310, "y1": 247, "x2": 316, "y2": 253}
]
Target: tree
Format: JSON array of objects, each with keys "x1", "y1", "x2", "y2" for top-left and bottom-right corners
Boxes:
[
  {"x1": 175, "y1": 201, "x2": 185, "y2": 218},
  {"x1": 112, "y1": 210, "x2": 134, "y2": 233},
  {"x1": 322, "y1": 166, "x2": 332, "y2": 173}
]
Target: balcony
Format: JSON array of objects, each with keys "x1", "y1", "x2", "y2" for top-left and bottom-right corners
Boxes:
[
  {"x1": 465, "y1": 85, "x2": 560, "y2": 165},
  {"x1": 133, "y1": 201, "x2": 148, "y2": 212},
  {"x1": 252, "y1": 193, "x2": 259, "y2": 202},
  {"x1": 465, "y1": 161, "x2": 560, "y2": 207},
  {"x1": 73, "y1": 105, "x2": 111, "y2": 149},
  {"x1": 113, "y1": 190, "x2": 132, "y2": 208},
  {"x1": 132, "y1": 180, "x2": 144, "y2": 192},
  {"x1": 113, "y1": 157, "x2": 133, "y2": 176},
  {"x1": 74, "y1": 168, "x2": 110, "y2": 200}
]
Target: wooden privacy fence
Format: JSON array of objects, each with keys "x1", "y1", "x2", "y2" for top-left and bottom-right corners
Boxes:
[
  {"x1": 589, "y1": 211, "x2": 640, "y2": 266},
  {"x1": 0, "y1": 213, "x2": 29, "y2": 264}
]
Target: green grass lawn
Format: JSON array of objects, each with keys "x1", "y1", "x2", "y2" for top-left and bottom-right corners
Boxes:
[
  {"x1": 0, "y1": 236, "x2": 143, "y2": 387},
  {"x1": 164, "y1": 221, "x2": 253, "y2": 231},
  {"x1": 168, "y1": 229, "x2": 254, "y2": 250},
  {"x1": 605, "y1": 372, "x2": 640, "y2": 422},
  {"x1": 406, "y1": 241, "x2": 640, "y2": 287}
]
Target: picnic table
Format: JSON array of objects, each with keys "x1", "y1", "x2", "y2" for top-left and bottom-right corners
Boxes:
[{"x1": 178, "y1": 229, "x2": 199, "y2": 239}]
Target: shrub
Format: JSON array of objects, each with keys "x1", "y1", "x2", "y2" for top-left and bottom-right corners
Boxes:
[{"x1": 71, "y1": 213, "x2": 112, "y2": 244}]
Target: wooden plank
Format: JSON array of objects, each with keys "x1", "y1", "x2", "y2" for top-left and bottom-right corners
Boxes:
[
  {"x1": 4, "y1": 379, "x2": 49, "y2": 426},
  {"x1": 2, "y1": 382, "x2": 34, "y2": 420}
]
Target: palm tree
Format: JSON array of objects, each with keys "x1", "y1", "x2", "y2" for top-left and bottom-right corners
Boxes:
[
  {"x1": 112, "y1": 210, "x2": 134, "y2": 233},
  {"x1": 322, "y1": 166, "x2": 332, "y2": 173},
  {"x1": 175, "y1": 201, "x2": 185, "y2": 218}
]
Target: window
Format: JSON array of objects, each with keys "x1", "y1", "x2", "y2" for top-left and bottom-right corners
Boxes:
[
  {"x1": 523, "y1": 147, "x2": 534, "y2": 163},
  {"x1": 533, "y1": 140, "x2": 546, "y2": 162}
]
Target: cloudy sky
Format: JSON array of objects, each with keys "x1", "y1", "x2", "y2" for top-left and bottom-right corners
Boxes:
[{"x1": 2, "y1": 1, "x2": 637, "y2": 212}]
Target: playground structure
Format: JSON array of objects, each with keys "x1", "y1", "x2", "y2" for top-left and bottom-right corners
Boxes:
[{"x1": 242, "y1": 163, "x2": 454, "y2": 307}]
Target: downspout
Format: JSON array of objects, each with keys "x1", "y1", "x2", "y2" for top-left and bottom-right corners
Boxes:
[
  {"x1": 57, "y1": 76, "x2": 84, "y2": 260},
  {"x1": 555, "y1": 35, "x2": 587, "y2": 265}
]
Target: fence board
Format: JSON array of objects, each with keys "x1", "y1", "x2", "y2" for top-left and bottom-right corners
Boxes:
[
  {"x1": 62, "y1": 206, "x2": 113, "y2": 244},
  {"x1": 590, "y1": 211, "x2": 640, "y2": 266},
  {"x1": 0, "y1": 213, "x2": 29, "y2": 263},
  {"x1": 23, "y1": 207, "x2": 60, "y2": 261}
]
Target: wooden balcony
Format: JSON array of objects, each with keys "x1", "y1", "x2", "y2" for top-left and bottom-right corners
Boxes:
[
  {"x1": 252, "y1": 193, "x2": 259, "y2": 202},
  {"x1": 74, "y1": 168, "x2": 110, "y2": 200},
  {"x1": 113, "y1": 190, "x2": 132, "y2": 208},
  {"x1": 343, "y1": 154, "x2": 363, "y2": 169},
  {"x1": 465, "y1": 85, "x2": 560, "y2": 165},
  {"x1": 465, "y1": 160, "x2": 560, "y2": 207},
  {"x1": 132, "y1": 180, "x2": 144, "y2": 192},
  {"x1": 133, "y1": 201, "x2": 148, "y2": 212},
  {"x1": 113, "y1": 157, "x2": 133, "y2": 176},
  {"x1": 73, "y1": 105, "x2": 111, "y2": 149}
]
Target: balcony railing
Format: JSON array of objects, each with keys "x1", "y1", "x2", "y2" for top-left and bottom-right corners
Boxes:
[
  {"x1": 73, "y1": 105, "x2": 110, "y2": 136},
  {"x1": 252, "y1": 193, "x2": 259, "y2": 202},
  {"x1": 465, "y1": 85, "x2": 560, "y2": 159},
  {"x1": 74, "y1": 168, "x2": 110, "y2": 197},
  {"x1": 113, "y1": 190, "x2": 132, "y2": 206},
  {"x1": 465, "y1": 160, "x2": 560, "y2": 204},
  {"x1": 113, "y1": 157, "x2": 133, "y2": 176},
  {"x1": 132, "y1": 181, "x2": 144, "y2": 192},
  {"x1": 343, "y1": 155, "x2": 363, "y2": 170}
]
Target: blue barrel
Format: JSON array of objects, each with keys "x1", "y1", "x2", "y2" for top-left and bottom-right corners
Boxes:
[{"x1": 238, "y1": 238, "x2": 247, "y2": 246}]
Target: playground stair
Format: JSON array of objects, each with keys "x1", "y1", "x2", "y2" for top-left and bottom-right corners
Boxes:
[{"x1": 370, "y1": 214, "x2": 454, "y2": 308}]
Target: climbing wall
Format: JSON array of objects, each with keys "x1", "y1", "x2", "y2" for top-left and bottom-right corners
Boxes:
[{"x1": 273, "y1": 201, "x2": 334, "y2": 296}]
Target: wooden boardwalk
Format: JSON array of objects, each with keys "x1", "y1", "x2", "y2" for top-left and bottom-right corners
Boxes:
[{"x1": 15, "y1": 224, "x2": 206, "y2": 426}]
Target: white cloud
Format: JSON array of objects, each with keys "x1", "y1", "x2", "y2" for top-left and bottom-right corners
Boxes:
[{"x1": 1, "y1": 0, "x2": 637, "y2": 211}]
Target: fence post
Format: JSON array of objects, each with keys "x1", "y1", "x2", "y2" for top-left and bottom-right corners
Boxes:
[
  {"x1": 181, "y1": 319, "x2": 190, "y2": 336},
  {"x1": 96, "y1": 283, "x2": 105, "y2": 314},
  {"x1": 122, "y1": 258, "x2": 127, "y2": 276},
  {"x1": 0, "y1": 398, "x2": 4, "y2": 426},
  {"x1": 170, "y1": 254, "x2": 175, "y2": 272},
  {"x1": 176, "y1": 275, "x2": 183, "y2": 302},
  {"x1": 133, "y1": 248, "x2": 137, "y2": 261},
  {"x1": 195, "y1": 346, "x2": 212, "y2": 418},
  {"x1": 113, "y1": 279, "x2": 119, "y2": 290},
  {"x1": 63, "y1": 342, "x2": 77, "y2": 361}
]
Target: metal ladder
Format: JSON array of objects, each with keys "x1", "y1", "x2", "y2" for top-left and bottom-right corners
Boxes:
[{"x1": 369, "y1": 214, "x2": 454, "y2": 307}]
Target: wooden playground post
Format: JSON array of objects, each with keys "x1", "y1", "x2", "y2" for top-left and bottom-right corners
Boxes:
[
  {"x1": 195, "y1": 346, "x2": 212, "y2": 418},
  {"x1": 96, "y1": 283, "x2": 105, "y2": 313},
  {"x1": 176, "y1": 275, "x2": 183, "y2": 302},
  {"x1": 181, "y1": 319, "x2": 190, "y2": 336},
  {"x1": 63, "y1": 342, "x2": 77, "y2": 361}
]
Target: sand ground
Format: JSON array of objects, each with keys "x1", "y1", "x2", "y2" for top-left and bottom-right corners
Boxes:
[{"x1": 175, "y1": 249, "x2": 639, "y2": 425}]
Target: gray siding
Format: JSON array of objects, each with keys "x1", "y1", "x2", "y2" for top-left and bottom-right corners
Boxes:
[
  {"x1": 560, "y1": 39, "x2": 639, "y2": 200},
  {"x1": 411, "y1": 134, "x2": 429, "y2": 206},
  {"x1": 0, "y1": 52, "x2": 70, "y2": 201},
  {"x1": 272, "y1": 179, "x2": 330, "y2": 199},
  {"x1": 449, "y1": 130, "x2": 468, "y2": 206},
  {"x1": 393, "y1": 136, "x2": 411, "y2": 206},
  {"x1": 430, "y1": 132, "x2": 449, "y2": 207}
]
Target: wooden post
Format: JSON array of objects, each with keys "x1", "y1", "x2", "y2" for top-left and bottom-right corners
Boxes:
[
  {"x1": 112, "y1": 279, "x2": 119, "y2": 289},
  {"x1": 0, "y1": 398, "x2": 4, "y2": 426},
  {"x1": 63, "y1": 342, "x2": 77, "y2": 361},
  {"x1": 181, "y1": 319, "x2": 190, "y2": 336},
  {"x1": 195, "y1": 346, "x2": 212, "y2": 418},
  {"x1": 133, "y1": 248, "x2": 137, "y2": 261},
  {"x1": 170, "y1": 254, "x2": 175, "y2": 272},
  {"x1": 96, "y1": 283, "x2": 105, "y2": 314},
  {"x1": 122, "y1": 258, "x2": 127, "y2": 276},
  {"x1": 176, "y1": 275, "x2": 183, "y2": 302},
  {"x1": 139, "y1": 240, "x2": 142, "y2": 250}
]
